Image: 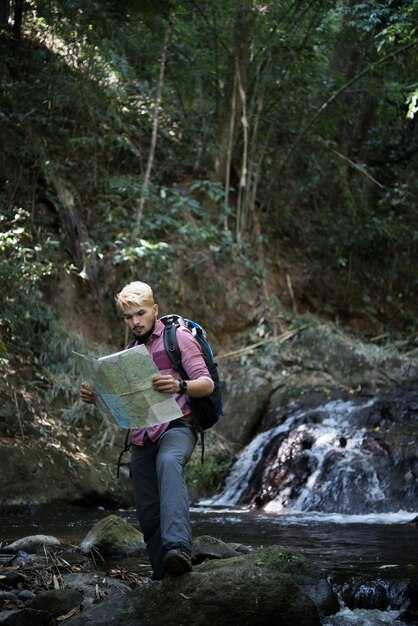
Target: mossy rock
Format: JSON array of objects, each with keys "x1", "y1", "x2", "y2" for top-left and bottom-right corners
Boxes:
[
  {"x1": 196, "y1": 545, "x2": 338, "y2": 618},
  {"x1": 79, "y1": 514, "x2": 146, "y2": 557}
]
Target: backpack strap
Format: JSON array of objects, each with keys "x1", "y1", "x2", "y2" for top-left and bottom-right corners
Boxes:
[
  {"x1": 200, "y1": 430, "x2": 205, "y2": 464},
  {"x1": 163, "y1": 315, "x2": 206, "y2": 463},
  {"x1": 163, "y1": 315, "x2": 188, "y2": 380}
]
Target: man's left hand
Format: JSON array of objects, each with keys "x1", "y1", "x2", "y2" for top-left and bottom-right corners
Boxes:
[{"x1": 152, "y1": 375, "x2": 180, "y2": 394}]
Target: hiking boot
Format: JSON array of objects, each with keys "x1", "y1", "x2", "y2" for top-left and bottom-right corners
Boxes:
[{"x1": 164, "y1": 546, "x2": 192, "y2": 576}]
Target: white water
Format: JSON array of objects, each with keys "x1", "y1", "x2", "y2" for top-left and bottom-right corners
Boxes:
[
  {"x1": 204, "y1": 397, "x2": 412, "y2": 514},
  {"x1": 323, "y1": 608, "x2": 408, "y2": 626},
  {"x1": 194, "y1": 507, "x2": 418, "y2": 526}
]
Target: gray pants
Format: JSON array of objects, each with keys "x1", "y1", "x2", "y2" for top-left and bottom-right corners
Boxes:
[{"x1": 130, "y1": 420, "x2": 197, "y2": 579}]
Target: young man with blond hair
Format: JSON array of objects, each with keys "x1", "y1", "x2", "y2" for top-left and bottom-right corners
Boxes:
[{"x1": 80, "y1": 281, "x2": 213, "y2": 580}]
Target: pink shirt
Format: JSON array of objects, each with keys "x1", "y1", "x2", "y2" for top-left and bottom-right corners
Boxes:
[{"x1": 130, "y1": 319, "x2": 211, "y2": 446}]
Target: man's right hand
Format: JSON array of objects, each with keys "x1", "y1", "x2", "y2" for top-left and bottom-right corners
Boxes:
[{"x1": 80, "y1": 383, "x2": 96, "y2": 404}]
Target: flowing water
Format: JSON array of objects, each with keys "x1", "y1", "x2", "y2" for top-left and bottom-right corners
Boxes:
[
  {"x1": 1, "y1": 503, "x2": 416, "y2": 625},
  {"x1": 1, "y1": 391, "x2": 417, "y2": 625},
  {"x1": 1, "y1": 503, "x2": 415, "y2": 574},
  {"x1": 213, "y1": 394, "x2": 417, "y2": 514},
  {"x1": 194, "y1": 390, "x2": 418, "y2": 625}
]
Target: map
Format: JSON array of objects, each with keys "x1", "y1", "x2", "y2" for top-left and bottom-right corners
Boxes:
[{"x1": 73, "y1": 345, "x2": 183, "y2": 429}]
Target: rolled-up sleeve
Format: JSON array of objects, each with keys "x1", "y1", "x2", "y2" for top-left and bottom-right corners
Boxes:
[{"x1": 176, "y1": 327, "x2": 214, "y2": 389}]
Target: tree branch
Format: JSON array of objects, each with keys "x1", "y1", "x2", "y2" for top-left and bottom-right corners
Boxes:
[
  {"x1": 133, "y1": 14, "x2": 175, "y2": 236},
  {"x1": 278, "y1": 39, "x2": 418, "y2": 173}
]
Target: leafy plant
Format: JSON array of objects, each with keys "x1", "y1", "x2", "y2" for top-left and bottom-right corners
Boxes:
[{"x1": 0, "y1": 208, "x2": 55, "y2": 352}]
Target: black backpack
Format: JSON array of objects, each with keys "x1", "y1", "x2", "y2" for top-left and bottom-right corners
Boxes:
[
  {"x1": 117, "y1": 314, "x2": 223, "y2": 475},
  {"x1": 160, "y1": 314, "x2": 223, "y2": 432}
]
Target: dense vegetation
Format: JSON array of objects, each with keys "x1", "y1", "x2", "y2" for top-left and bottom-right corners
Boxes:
[
  {"x1": 2, "y1": 0, "x2": 418, "y2": 346},
  {"x1": 1, "y1": 1, "x2": 418, "y2": 493}
]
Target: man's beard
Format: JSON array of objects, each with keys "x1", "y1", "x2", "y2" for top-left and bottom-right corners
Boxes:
[{"x1": 133, "y1": 319, "x2": 156, "y2": 344}]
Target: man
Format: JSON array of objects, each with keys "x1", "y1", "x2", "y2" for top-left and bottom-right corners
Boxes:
[{"x1": 80, "y1": 281, "x2": 213, "y2": 580}]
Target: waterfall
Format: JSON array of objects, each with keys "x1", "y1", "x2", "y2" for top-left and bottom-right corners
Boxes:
[{"x1": 210, "y1": 394, "x2": 416, "y2": 514}]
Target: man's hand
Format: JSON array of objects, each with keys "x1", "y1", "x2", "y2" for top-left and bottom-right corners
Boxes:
[
  {"x1": 152, "y1": 375, "x2": 180, "y2": 394},
  {"x1": 152, "y1": 375, "x2": 213, "y2": 397},
  {"x1": 80, "y1": 382, "x2": 96, "y2": 404}
]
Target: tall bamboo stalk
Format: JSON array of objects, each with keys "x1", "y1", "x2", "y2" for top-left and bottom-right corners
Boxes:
[
  {"x1": 236, "y1": 62, "x2": 248, "y2": 247},
  {"x1": 133, "y1": 14, "x2": 175, "y2": 237}
]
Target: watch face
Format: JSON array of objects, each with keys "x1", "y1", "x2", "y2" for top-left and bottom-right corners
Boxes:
[{"x1": 179, "y1": 380, "x2": 187, "y2": 393}]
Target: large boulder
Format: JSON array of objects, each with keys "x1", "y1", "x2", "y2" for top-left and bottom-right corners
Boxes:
[
  {"x1": 285, "y1": 324, "x2": 418, "y2": 389},
  {"x1": 218, "y1": 365, "x2": 273, "y2": 446},
  {"x1": 66, "y1": 545, "x2": 336, "y2": 625},
  {"x1": 197, "y1": 546, "x2": 338, "y2": 618}
]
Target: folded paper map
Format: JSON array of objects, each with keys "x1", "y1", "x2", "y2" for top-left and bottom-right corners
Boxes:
[{"x1": 73, "y1": 345, "x2": 183, "y2": 429}]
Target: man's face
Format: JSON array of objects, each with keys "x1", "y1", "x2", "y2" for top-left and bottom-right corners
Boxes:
[{"x1": 122, "y1": 303, "x2": 158, "y2": 341}]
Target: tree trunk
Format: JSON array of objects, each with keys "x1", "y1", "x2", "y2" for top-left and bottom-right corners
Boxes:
[
  {"x1": 0, "y1": 0, "x2": 10, "y2": 30},
  {"x1": 133, "y1": 14, "x2": 175, "y2": 236},
  {"x1": 12, "y1": 0, "x2": 23, "y2": 40},
  {"x1": 212, "y1": 0, "x2": 254, "y2": 185}
]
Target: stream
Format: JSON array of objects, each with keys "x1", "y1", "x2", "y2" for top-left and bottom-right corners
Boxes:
[
  {"x1": 0, "y1": 503, "x2": 416, "y2": 625},
  {"x1": 1, "y1": 389, "x2": 417, "y2": 624}
]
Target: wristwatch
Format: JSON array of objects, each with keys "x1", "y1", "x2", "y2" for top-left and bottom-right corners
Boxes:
[{"x1": 178, "y1": 379, "x2": 188, "y2": 394}]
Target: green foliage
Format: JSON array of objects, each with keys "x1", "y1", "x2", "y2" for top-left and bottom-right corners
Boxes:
[
  {"x1": 37, "y1": 322, "x2": 112, "y2": 427},
  {"x1": 406, "y1": 89, "x2": 418, "y2": 119},
  {"x1": 185, "y1": 448, "x2": 232, "y2": 499},
  {"x1": 0, "y1": 208, "x2": 55, "y2": 352},
  {"x1": 1, "y1": 0, "x2": 418, "y2": 350}
]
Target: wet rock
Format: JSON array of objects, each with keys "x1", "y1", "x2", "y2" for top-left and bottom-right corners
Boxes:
[
  {"x1": 62, "y1": 572, "x2": 131, "y2": 608},
  {"x1": 79, "y1": 514, "x2": 146, "y2": 558},
  {"x1": 64, "y1": 545, "x2": 331, "y2": 626},
  {"x1": 70, "y1": 572, "x2": 319, "y2": 626},
  {"x1": 195, "y1": 545, "x2": 336, "y2": 620},
  {"x1": 408, "y1": 574, "x2": 418, "y2": 608},
  {"x1": 2, "y1": 535, "x2": 61, "y2": 554},
  {"x1": 0, "y1": 608, "x2": 53, "y2": 625},
  {"x1": 29, "y1": 587, "x2": 83, "y2": 618},
  {"x1": 226, "y1": 542, "x2": 253, "y2": 554},
  {"x1": 59, "y1": 592, "x2": 138, "y2": 626},
  {"x1": 16, "y1": 590, "x2": 36, "y2": 601},
  {"x1": 0, "y1": 591, "x2": 19, "y2": 604},
  {"x1": 0, "y1": 572, "x2": 25, "y2": 588},
  {"x1": 192, "y1": 535, "x2": 241, "y2": 563},
  {"x1": 226, "y1": 387, "x2": 418, "y2": 513}
]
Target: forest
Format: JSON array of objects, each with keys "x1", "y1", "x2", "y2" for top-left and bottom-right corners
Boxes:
[{"x1": 1, "y1": 0, "x2": 418, "y2": 499}]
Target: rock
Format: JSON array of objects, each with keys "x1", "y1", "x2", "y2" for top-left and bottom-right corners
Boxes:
[
  {"x1": 134, "y1": 563, "x2": 320, "y2": 625},
  {"x1": 67, "y1": 545, "x2": 333, "y2": 626},
  {"x1": 219, "y1": 366, "x2": 273, "y2": 446},
  {"x1": 62, "y1": 572, "x2": 132, "y2": 608},
  {"x1": 407, "y1": 574, "x2": 418, "y2": 608},
  {"x1": 197, "y1": 545, "x2": 338, "y2": 619},
  {"x1": 0, "y1": 608, "x2": 53, "y2": 625},
  {"x1": 60, "y1": 592, "x2": 139, "y2": 626},
  {"x1": 79, "y1": 514, "x2": 146, "y2": 558},
  {"x1": 16, "y1": 590, "x2": 36, "y2": 601},
  {"x1": 0, "y1": 591, "x2": 18, "y2": 603},
  {"x1": 0, "y1": 438, "x2": 134, "y2": 508},
  {"x1": 67, "y1": 573, "x2": 320, "y2": 626},
  {"x1": 29, "y1": 587, "x2": 83, "y2": 617},
  {"x1": 228, "y1": 542, "x2": 253, "y2": 554},
  {"x1": 2, "y1": 535, "x2": 61, "y2": 553},
  {"x1": 0, "y1": 572, "x2": 25, "y2": 588},
  {"x1": 192, "y1": 535, "x2": 242, "y2": 563}
]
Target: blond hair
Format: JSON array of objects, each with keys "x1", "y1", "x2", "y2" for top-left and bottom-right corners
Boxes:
[{"x1": 115, "y1": 281, "x2": 155, "y2": 311}]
